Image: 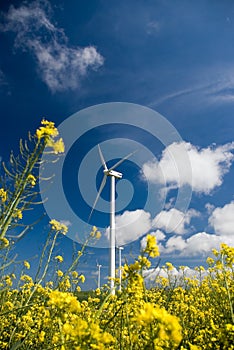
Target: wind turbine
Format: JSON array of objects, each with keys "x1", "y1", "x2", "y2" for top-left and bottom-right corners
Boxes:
[
  {"x1": 96, "y1": 261, "x2": 102, "y2": 289},
  {"x1": 89, "y1": 145, "x2": 135, "y2": 295}
]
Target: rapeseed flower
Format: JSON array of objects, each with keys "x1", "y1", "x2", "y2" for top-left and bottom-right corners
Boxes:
[
  {"x1": 0, "y1": 188, "x2": 7, "y2": 202},
  {"x1": 0, "y1": 237, "x2": 9, "y2": 249},
  {"x1": 55, "y1": 255, "x2": 63, "y2": 263},
  {"x1": 23, "y1": 260, "x2": 30, "y2": 269},
  {"x1": 143, "y1": 234, "x2": 160, "y2": 257},
  {"x1": 50, "y1": 219, "x2": 68, "y2": 234},
  {"x1": 36, "y1": 119, "x2": 58, "y2": 140},
  {"x1": 27, "y1": 174, "x2": 36, "y2": 186}
]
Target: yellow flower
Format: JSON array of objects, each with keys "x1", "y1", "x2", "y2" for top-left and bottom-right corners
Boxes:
[
  {"x1": 71, "y1": 271, "x2": 79, "y2": 278},
  {"x1": 14, "y1": 209, "x2": 23, "y2": 220},
  {"x1": 0, "y1": 237, "x2": 9, "y2": 249},
  {"x1": 135, "y1": 302, "x2": 157, "y2": 324},
  {"x1": 138, "y1": 255, "x2": 151, "y2": 268},
  {"x1": 48, "y1": 290, "x2": 82, "y2": 313},
  {"x1": 0, "y1": 188, "x2": 7, "y2": 202},
  {"x1": 27, "y1": 174, "x2": 36, "y2": 186},
  {"x1": 47, "y1": 137, "x2": 65, "y2": 154},
  {"x1": 96, "y1": 230, "x2": 102, "y2": 239},
  {"x1": 4, "y1": 275, "x2": 13, "y2": 286},
  {"x1": 206, "y1": 257, "x2": 214, "y2": 266},
  {"x1": 79, "y1": 274, "x2": 85, "y2": 283},
  {"x1": 24, "y1": 260, "x2": 30, "y2": 269},
  {"x1": 55, "y1": 255, "x2": 63, "y2": 263},
  {"x1": 90, "y1": 226, "x2": 101, "y2": 239},
  {"x1": 38, "y1": 330, "x2": 45, "y2": 342},
  {"x1": 95, "y1": 288, "x2": 101, "y2": 296},
  {"x1": 49, "y1": 219, "x2": 68, "y2": 235},
  {"x1": 166, "y1": 262, "x2": 174, "y2": 271},
  {"x1": 36, "y1": 119, "x2": 58, "y2": 140},
  {"x1": 189, "y1": 343, "x2": 201, "y2": 350},
  {"x1": 56, "y1": 270, "x2": 63, "y2": 277},
  {"x1": 20, "y1": 274, "x2": 33, "y2": 283},
  {"x1": 143, "y1": 234, "x2": 160, "y2": 257}
]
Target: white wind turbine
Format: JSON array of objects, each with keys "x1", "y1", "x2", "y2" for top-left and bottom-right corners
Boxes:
[
  {"x1": 89, "y1": 145, "x2": 135, "y2": 295},
  {"x1": 96, "y1": 261, "x2": 102, "y2": 289}
]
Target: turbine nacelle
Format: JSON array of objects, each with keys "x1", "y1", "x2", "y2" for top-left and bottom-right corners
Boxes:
[{"x1": 104, "y1": 169, "x2": 123, "y2": 179}]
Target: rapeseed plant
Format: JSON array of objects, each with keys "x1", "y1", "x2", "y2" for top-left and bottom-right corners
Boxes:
[{"x1": 0, "y1": 121, "x2": 234, "y2": 349}]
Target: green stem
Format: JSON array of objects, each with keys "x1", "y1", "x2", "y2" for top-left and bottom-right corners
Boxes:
[{"x1": 0, "y1": 139, "x2": 46, "y2": 238}]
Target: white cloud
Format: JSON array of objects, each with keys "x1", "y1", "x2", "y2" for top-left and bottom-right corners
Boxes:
[
  {"x1": 142, "y1": 141, "x2": 234, "y2": 194},
  {"x1": 209, "y1": 201, "x2": 234, "y2": 236},
  {"x1": 106, "y1": 209, "x2": 152, "y2": 246},
  {"x1": 161, "y1": 235, "x2": 187, "y2": 253},
  {"x1": 181, "y1": 232, "x2": 221, "y2": 256},
  {"x1": 159, "y1": 232, "x2": 234, "y2": 257},
  {"x1": 1, "y1": 0, "x2": 104, "y2": 92},
  {"x1": 106, "y1": 206, "x2": 198, "y2": 246},
  {"x1": 152, "y1": 208, "x2": 200, "y2": 234},
  {"x1": 205, "y1": 203, "x2": 215, "y2": 215}
]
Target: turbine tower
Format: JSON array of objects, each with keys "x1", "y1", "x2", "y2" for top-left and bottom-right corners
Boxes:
[
  {"x1": 97, "y1": 262, "x2": 102, "y2": 289},
  {"x1": 89, "y1": 145, "x2": 134, "y2": 295}
]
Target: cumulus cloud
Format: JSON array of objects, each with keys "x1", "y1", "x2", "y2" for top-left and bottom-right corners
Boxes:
[
  {"x1": 209, "y1": 201, "x2": 234, "y2": 236},
  {"x1": 106, "y1": 205, "x2": 200, "y2": 247},
  {"x1": 142, "y1": 141, "x2": 234, "y2": 194},
  {"x1": 160, "y1": 235, "x2": 187, "y2": 253},
  {"x1": 106, "y1": 206, "x2": 198, "y2": 246},
  {"x1": 1, "y1": 0, "x2": 104, "y2": 92},
  {"x1": 106, "y1": 209, "x2": 152, "y2": 246},
  {"x1": 158, "y1": 232, "x2": 233, "y2": 257},
  {"x1": 138, "y1": 201, "x2": 234, "y2": 258},
  {"x1": 152, "y1": 208, "x2": 200, "y2": 234}
]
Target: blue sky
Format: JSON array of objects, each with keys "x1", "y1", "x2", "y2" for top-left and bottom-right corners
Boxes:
[{"x1": 0, "y1": 0, "x2": 234, "y2": 289}]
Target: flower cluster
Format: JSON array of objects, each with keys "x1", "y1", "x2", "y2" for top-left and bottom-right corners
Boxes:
[
  {"x1": 49, "y1": 219, "x2": 68, "y2": 235},
  {"x1": 143, "y1": 234, "x2": 160, "y2": 257},
  {"x1": 0, "y1": 188, "x2": 7, "y2": 203},
  {"x1": 36, "y1": 119, "x2": 65, "y2": 154},
  {"x1": 0, "y1": 239, "x2": 234, "y2": 349}
]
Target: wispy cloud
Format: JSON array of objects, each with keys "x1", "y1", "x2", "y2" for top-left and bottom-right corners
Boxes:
[
  {"x1": 146, "y1": 20, "x2": 161, "y2": 35},
  {"x1": 1, "y1": 0, "x2": 104, "y2": 92},
  {"x1": 149, "y1": 67, "x2": 234, "y2": 109}
]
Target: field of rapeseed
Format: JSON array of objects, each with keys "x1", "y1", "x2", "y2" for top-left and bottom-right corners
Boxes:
[{"x1": 0, "y1": 121, "x2": 233, "y2": 349}]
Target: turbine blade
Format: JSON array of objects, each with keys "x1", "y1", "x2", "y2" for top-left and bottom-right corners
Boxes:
[
  {"x1": 98, "y1": 144, "x2": 108, "y2": 171},
  {"x1": 88, "y1": 175, "x2": 107, "y2": 222},
  {"x1": 110, "y1": 150, "x2": 137, "y2": 171}
]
